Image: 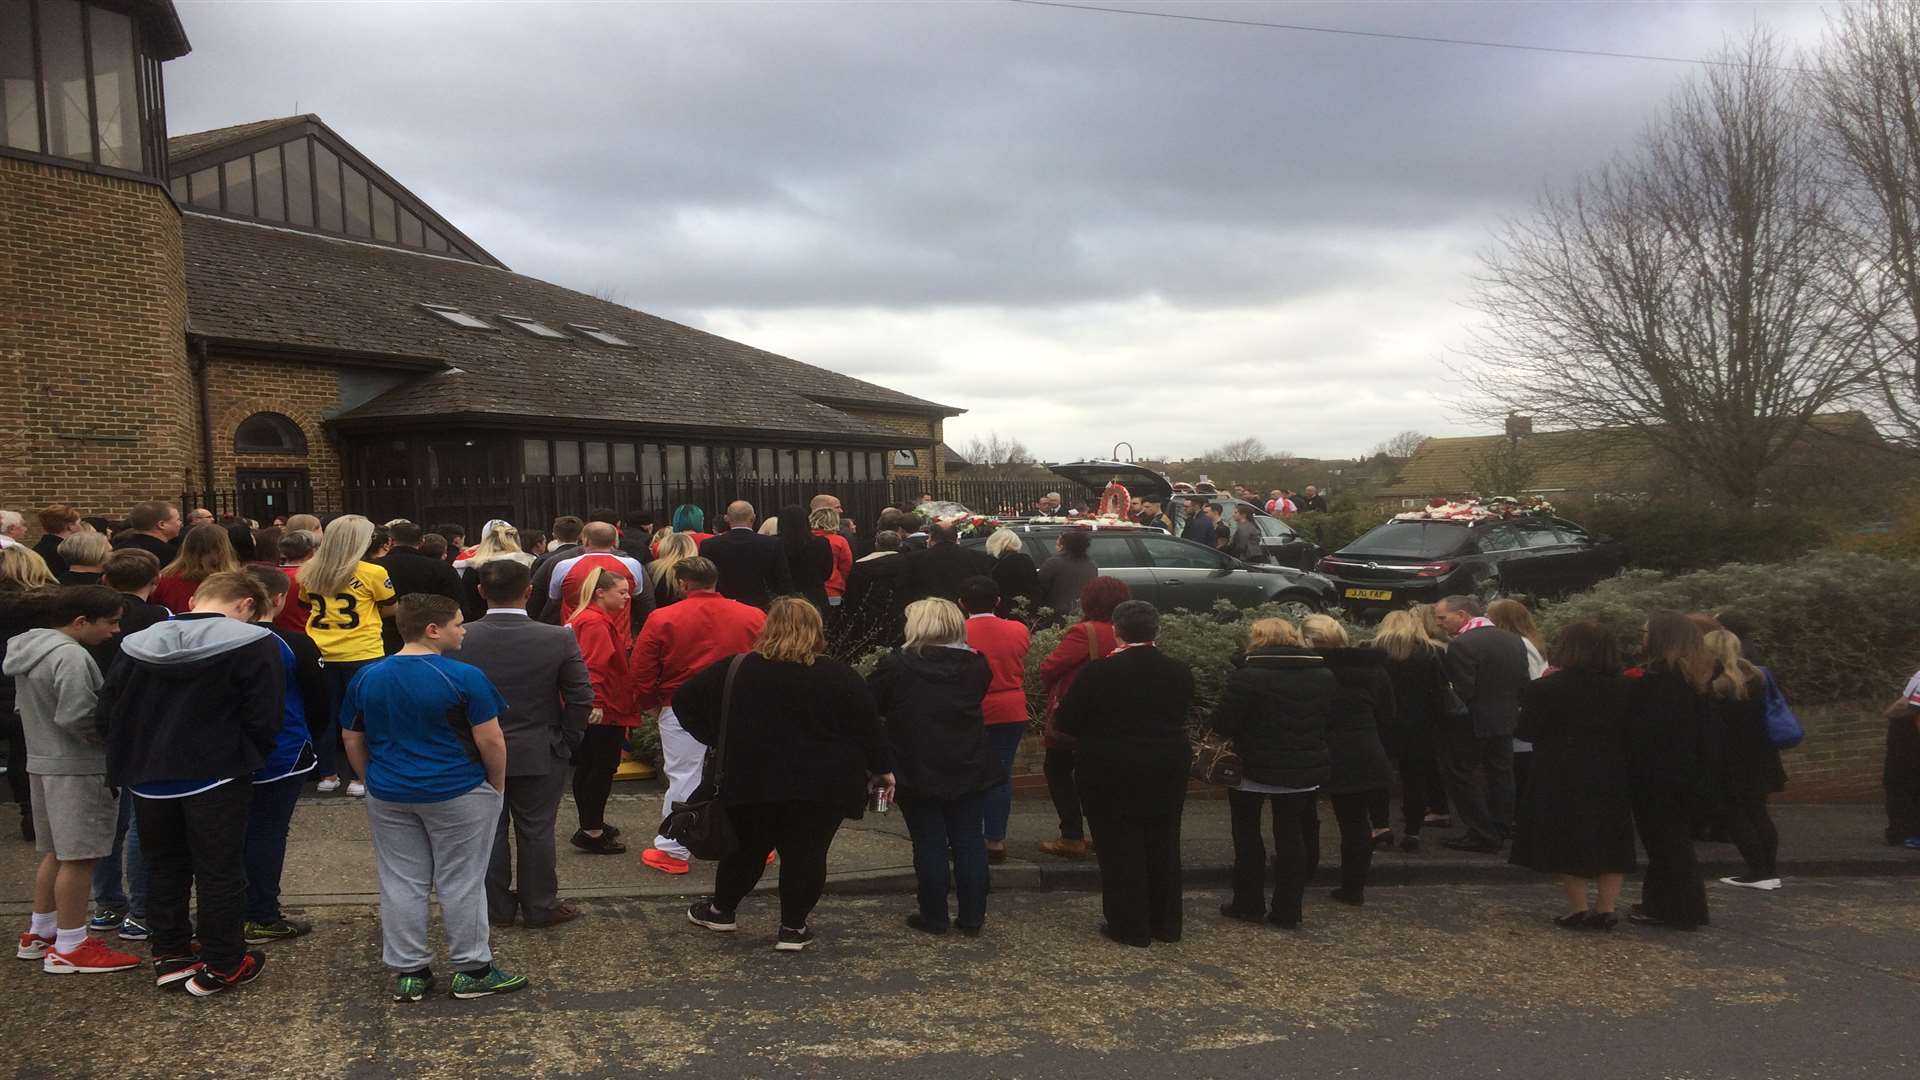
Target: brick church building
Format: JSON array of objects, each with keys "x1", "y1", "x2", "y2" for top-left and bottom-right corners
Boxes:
[{"x1": 2, "y1": 0, "x2": 958, "y2": 531}]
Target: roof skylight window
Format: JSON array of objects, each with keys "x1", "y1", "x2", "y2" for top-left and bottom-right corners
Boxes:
[
  {"x1": 420, "y1": 304, "x2": 495, "y2": 330},
  {"x1": 569, "y1": 324, "x2": 633, "y2": 347},
  {"x1": 500, "y1": 314, "x2": 569, "y2": 340}
]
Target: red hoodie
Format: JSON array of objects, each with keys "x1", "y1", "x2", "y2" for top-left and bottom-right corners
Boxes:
[
  {"x1": 569, "y1": 603, "x2": 639, "y2": 726},
  {"x1": 966, "y1": 613, "x2": 1032, "y2": 726},
  {"x1": 632, "y1": 590, "x2": 766, "y2": 711},
  {"x1": 814, "y1": 529, "x2": 854, "y2": 599}
]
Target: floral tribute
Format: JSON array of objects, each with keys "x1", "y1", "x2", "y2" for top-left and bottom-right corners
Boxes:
[{"x1": 1394, "y1": 495, "x2": 1558, "y2": 523}]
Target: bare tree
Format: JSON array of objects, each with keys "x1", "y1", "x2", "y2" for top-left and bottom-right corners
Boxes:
[
  {"x1": 1208, "y1": 436, "x2": 1270, "y2": 464},
  {"x1": 1463, "y1": 437, "x2": 1539, "y2": 496},
  {"x1": 1370, "y1": 429, "x2": 1429, "y2": 459},
  {"x1": 1815, "y1": 0, "x2": 1920, "y2": 446},
  {"x1": 963, "y1": 431, "x2": 1035, "y2": 468},
  {"x1": 1463, "y1": 33, "x2": 1877, "y2": 505}
]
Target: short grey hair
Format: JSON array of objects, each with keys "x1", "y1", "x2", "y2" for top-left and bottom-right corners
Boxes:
[
  {"x1": 1112, "y1": 600, "x2": 1160, "y2": 643},
  {"x1": 0, "y1": 510, "x2": 21, "y2": 532},
  {"x1": 984, "y1": 528, "x2": 1024, "y2": 559},
  {"x1": 1437, "y1": 595, "x2": 1483, "y2": 617}
]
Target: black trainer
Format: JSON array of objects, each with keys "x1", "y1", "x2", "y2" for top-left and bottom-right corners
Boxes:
[
  {"x1": 775, "y1": 926, "x2": 815, "y2": 951},
  {"x1": 686, "y1": 898, "x2": 736, "y2": 932}
]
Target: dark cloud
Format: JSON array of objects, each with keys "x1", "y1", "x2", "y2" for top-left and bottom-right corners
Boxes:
[{"x1": 166, "y1": 0, "x2": 1829, "y2": 458}]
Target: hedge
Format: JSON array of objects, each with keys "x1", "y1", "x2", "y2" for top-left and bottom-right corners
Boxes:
[
  {"x1": 1535, "y1": 551, "x2": 1920, "y2": 705},
  {"x1": 1560, "y1": 501, "x2": 1826, "y2": 576}
]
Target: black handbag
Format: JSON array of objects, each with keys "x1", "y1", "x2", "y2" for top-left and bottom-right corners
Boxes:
[{"x1": 657, "y1": 654, "x2": 745, "y2": 861}]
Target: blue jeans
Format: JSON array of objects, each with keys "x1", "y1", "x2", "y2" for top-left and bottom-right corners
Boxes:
[
  {"x1": 983, "y1": 723, "x2": 1026, "y2": 844},
  {"x1": 317, "y1": 659, "x2": 375, "y2": 780},
  {"x1": 244, "y1": 773, "x2": 307, "y2": 922},
  {"x1": 90, "y1": 791, "x2": 147, "y2": 918},
  {"x1": 900, "y1": 792, "x2": 989, "y2": 931}
]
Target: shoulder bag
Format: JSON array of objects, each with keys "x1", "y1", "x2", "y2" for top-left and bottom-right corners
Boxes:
[
  {"x1": 1761, "y1": 668, "x2": 1805, "y2": 750},
  {"x1": 657, "y1": 654, "x2": 745, "y2": 860}
]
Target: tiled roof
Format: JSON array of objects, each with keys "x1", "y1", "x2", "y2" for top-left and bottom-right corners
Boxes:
[
  {"x1": 181, "y1": 213, "x2": 959, "y2": 439},
  {"x1": 1375, "y1": 414, "x2": 1882, "y2": 498},
  {"x1": 167, "y1": 116, "x2": 308, "y2": 164}
]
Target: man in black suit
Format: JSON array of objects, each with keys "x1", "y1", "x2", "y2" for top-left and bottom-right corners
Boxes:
[
  {"x1": 1056, "y1": 601, "x2": 1194, "y2": 945},
  {"x1": 378, "y1": 520, "x2": 465, "y2": 653},
  {"x1": 698, "y1": 501, "x2": 792, "y2": 609},
  {"x1": 900, "y1": 523, "x2": 995, "y2": 605},
  {"x1": 526, "y1": 515, "x2": 585, "y2": 622},
  {"x1": 1180, "y1": 497, "x2": 1216, "y2": 547},
  {"x1": 1434, "y1": 594, "x2": 1531, "y2": 853},
  {"x1": 458, "y1": 559, "x2": 595, "y2": 928},
  {"x1": 1297, "y1": 486, "x2": 1330, "y2": 514},
  {"x1": 110, "y1": 499, "x2": 182, "y2": 564},
  {"x1": 618, "y1": 511, "x2": 654, "y2": 563}
]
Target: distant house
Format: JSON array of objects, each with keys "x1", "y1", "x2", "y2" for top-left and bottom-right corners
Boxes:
[{"x1": 1372, "y1": 413, "x2": 1901, "y2": 511}]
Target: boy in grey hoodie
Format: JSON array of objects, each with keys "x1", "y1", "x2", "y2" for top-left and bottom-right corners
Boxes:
[{"x1": 4, "y1": 586, "x2": 142, "y2": 975}]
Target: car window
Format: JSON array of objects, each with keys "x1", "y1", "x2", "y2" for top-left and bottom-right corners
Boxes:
[
  {"x1": 1551, "y1": 520, "x2": 1591, "y2": 544},
  {"x1": 1086, "y1": 535, "x2": 1147, "y2": 569},
  {"x1": 1515, "y1": 524, "x2": 1562, "y2": 549},
  {"x1": 1254, "y1": 515, "x2": 1294, "y2": 538},
  {"x1": 1341, "y1": 522, "x2": 1473, "y2": 559},
  {"x1": 1473, "y1": 524, "x2": 1522, "y2": 552},
  {"x1": 1141, "y1": 536, "x2": 1229, "y2": 570}
]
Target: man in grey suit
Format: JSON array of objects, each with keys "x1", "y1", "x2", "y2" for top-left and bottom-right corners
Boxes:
[
  {"x1": 458, "y1": 559, "x2": 595, "y2": 927},
  {"x1": 1434, "y1": 595, "x2": 1531, "y2": 853}
]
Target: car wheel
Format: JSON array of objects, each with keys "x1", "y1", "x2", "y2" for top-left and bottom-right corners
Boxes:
[{"x1": 1272, "y1": 590, "x2": 1324, "y2": 617}]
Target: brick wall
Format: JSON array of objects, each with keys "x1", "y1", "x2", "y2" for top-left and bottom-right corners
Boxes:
[
  {"x1": 203, "y1": 354, "x2": 345, "y2": 492},
  {"x1": 1778, "y1": 699, "x2": 1886, "y2": 803},
  {"x1": 838, "y1": 407, "x2": 945, "y2": 483},
  {"x1": 0, "y1": 158, "x2": 194, "y2": 525}
]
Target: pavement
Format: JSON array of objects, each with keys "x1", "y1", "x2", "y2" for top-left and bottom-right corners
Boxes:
[
  {"x1": 1, "y1": 783, "x2": 1913, "y2": 916},
  {"x1": 2, "y1": 876, "x2": 1917, "y2": 1078}
]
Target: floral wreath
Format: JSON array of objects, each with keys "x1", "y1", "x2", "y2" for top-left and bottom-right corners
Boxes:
[{"x1": 1394, "y1": 495, "x2": 1557, "y2": 523}]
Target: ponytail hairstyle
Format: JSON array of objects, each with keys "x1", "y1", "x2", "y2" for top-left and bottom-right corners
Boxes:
[
  {"x1": 647, "y1": 531, "x2": 700, "y2": 601},
  {"x1": 468, "y1": 519, "x2": 524, "y2": 567}
]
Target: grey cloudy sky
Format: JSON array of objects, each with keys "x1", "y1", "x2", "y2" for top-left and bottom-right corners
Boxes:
[{"x1": 167, "y1": 0, "x2": 1830, "y2": 461}]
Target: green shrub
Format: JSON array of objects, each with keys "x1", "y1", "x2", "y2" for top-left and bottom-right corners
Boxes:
[
  {"x1": 1536, "y1": 551, "x2": 1920, "y2": 705},
  {"x1": 1286, "y1": 507, "x2": 1384, "y2": 554},
  {"x1": 1563, "y1": 501, "x2": 1825, "y2": 576}
]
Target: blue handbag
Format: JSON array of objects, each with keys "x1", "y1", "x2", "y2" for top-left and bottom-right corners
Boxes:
[{"x1": 1761, "y1": 669, "x2": 1804, "y2": 750}]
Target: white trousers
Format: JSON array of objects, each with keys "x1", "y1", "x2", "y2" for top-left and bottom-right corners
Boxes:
[{"x1": 650, "y1": 706, "x2": 706, "y2": 860}]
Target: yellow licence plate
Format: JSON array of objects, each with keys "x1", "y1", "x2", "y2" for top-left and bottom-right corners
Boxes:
[{"x1": 1344, "y1": 588, "x2": 1393, "y2": 601}]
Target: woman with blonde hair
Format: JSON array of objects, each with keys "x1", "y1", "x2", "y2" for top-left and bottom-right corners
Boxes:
[
  {"x1": 1626, "y1": 609, "x2": 1716, "y2": 929},
  {"x1": 1370, "y1": 609, "x2": 1452, "y2": 851},
  {"x1": 646, "y1": 531, "x2": 702, "y2": 610},
  {"x1": 151, "y1": 523, "x2": 241, "y2": 613},
  {"x1": 457, "y1": 520, "x2": 535, "y2": 620},
  {"x1": 566, "y1": 566, "x2": 639, "y2": 855},
  {"x1": 1299, "y1": 614, "x2": 1396, "y2": 903},
  {"x1": 300, "y1": 514, "x2": 397, "y2": 796},
  {"x1": 675, "y1": 597, "x2": 893, "y2": 951},
  {"x1": 809, "y1": 507, "x2": 854, "y2": 611},
  {"x1": 984, "y1": 528, "x2": 1038, "y2": 619},
  {"x1": 868, "y1": 598, "x2": 1001, "y2": 936},
  {"x1": 1704, "y1": 629, "x2": 1787, "y2": 891},
  {"x1": 1210, "y1": 617, "x2": 1336, "y2": 927}
]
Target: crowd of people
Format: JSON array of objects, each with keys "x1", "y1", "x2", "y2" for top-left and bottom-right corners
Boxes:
[{"x1": 1, "y1": 495, "x2": 1917, "y2": 1000}]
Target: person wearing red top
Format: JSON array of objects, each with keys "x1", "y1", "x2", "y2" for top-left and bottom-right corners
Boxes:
[
  {"x1": 1034, "y1": 576, "x2": 1131, "y2": 859},
  {"x1": 960, "y1": 577, "x2": 1032, "y2": 865},
  {"x1": 567, "y1": 567, "x2": 639, "y2": 855},
  {"x1": 546, "y1": 523, "x2": 649, "y2": 626},
  {"x1": 810, "y1": 507, "x2": 854, "y2": 608},
  {"x1": 270, "y1": 530, "x2": 319, "y2": 635},
  {"x1": 631, "y1": 557, "x2": 766, "y2": 874}
]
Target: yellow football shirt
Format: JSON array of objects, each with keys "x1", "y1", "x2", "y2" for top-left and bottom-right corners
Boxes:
[{"x1": 304, "y1": 561, "x2": 396, "y2": 662}]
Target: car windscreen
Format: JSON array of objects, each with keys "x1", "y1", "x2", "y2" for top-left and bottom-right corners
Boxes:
[{"x1": 1339, "y1": 522, "x2": 1474, "y2": 559}]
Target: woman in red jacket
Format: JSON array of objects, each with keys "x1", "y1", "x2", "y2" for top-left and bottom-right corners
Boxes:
[
  {"x1": 568, "y1": 566, "x2": 639, "y2": 854},
  {"x1": 1034, "y1": 576, "x2": 1130, "y2": 859},
  {"x1": 811, "y1": 507, "x2": 855, "y2": 613},
  {"x1": 961, "y1": 576, "x2": 1033, "y2": 864}
]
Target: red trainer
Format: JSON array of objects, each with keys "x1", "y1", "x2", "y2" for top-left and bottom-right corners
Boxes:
[
  {"x1": 766, "y1": 851, "x2": 778, "y2": 866},
  {"x1": 185, "y1": 949, "x2": 267, "y2": 997},
  {"x1": 641, "y1": 848, "x2": 690, "y2": 875},
  {"x1": 16, "y1": 932, "x2": 54, "y2": 960},
  {"x1": 43, "y1": 937, "x2": 141, "y2": 974}
]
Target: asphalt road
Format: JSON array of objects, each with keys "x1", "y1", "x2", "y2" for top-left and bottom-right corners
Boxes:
[{"x1": 3, "y1": 877, "x2": 1916, "y2": 1079}]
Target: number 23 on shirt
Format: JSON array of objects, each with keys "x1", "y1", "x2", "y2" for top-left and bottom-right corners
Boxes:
[{"x1": 305, "y1": 562, "x2": 396, "y2": 662}]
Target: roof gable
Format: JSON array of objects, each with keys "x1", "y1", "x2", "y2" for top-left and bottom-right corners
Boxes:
[{"x1": 167, "y1": 115, "x2": 501, "y2": 267}]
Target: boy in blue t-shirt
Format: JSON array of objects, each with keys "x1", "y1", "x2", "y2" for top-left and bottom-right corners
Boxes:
[{"x1": 340, "y1": 594, "x2": 526, "y2": 1003}]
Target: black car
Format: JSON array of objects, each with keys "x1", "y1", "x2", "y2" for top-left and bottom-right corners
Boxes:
[
  {"x1": 1316, "y1": 514, "x2": 1624, "y2": 615},
  {"x1": 961, "y1": 523, "x2": 1337, "y2": 613},
  {"x1": 1045, "y1": 461, "x2": 1323, "y2": 570}
]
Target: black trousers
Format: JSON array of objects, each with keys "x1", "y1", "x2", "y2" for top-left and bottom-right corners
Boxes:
[
  {"x1": 136, "y1": 780, "x2": 252, "y2": 970},
  {"x1": 1512, "y1": 749, "x2": 1534, "y2": 844},
  {"x1": 1227, "y1": 788, "x2": 1316, "y2": 924},
  {"x1": 1886, "y1": 715, "x2": 1920, "y2": 843},
  {"x1": 1043, "y1": 746, "x2": 1085, "y2": 841},
  {"x1": 1304, "y1": 790, "x2": 1382, "y2": 898},
  {"x1": 571, "y1": 725, "x2": 625, "y2": 831},
  {"x1": 1438, "y1": 726, "x2": 1515, "y2": 844},
  {"x1": 1082, "y1": 802, "x2": 1184, "y2": 944},
  {"x1": 713, "y1": 800, "x2": 845, "y2": 930},
  {"x1": 1398, "y1": 751, "x2": 1444, "y2": 835},
  {"x1": 1633, "y1": 792, "x2": 1709, "y2": 928},
  {"x1": 2, "y1": 704, "x2": 27, "y2": 821},
  {"x1": 1724, "y1": 790, "x2": 1779, "y2": 880}
]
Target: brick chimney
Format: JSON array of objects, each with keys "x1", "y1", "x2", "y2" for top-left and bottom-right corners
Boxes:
[{"x1": 1505, "y1": 414, "x2": 1534, "y2": 439}]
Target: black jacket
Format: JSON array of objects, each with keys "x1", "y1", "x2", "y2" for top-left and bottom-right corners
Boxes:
[
  {"x1": 1511, "y1": 669, "x2": 1637, "y2": 876},
  {"x1": 839, "y1": 554, "x2": 908, "y2": 654},
  {"x1": 900, "y1": 543, "x2": 996, "y2": 606},
  {"x1": 379, "y1": 546, "x2": 465, "y2": 652},
  {"x1": 32, "y1": 533, "x2": 69, "y2": 578},
  {"x1": 1379, "y1": 645, "x2": 1450, "y2": 757},
  {"x1": 87, "y1": 592, "x2": 170, "y2": 674},
  {"x1": 1317, "y1": 648, "x2": 1396, "y2": 795},
  {"x1": 991, "y1": 550, "x2": 1039, "y2": 620},
  {"x1": 675, "y1": 652, "x2": 892, "y2": 818},
  {"x1": 867, "y1": 647, "x2": 1002, "y2": 802},
  {"x1": 783, "y1": 534, "x2": 834, "y2": 612},
  {"x1": 525, "y1": 543, "x2": 582, "y2": 622},
  {"x1": 264, "y1": 623, "x2": 331, "y2": 739},
  {"x1": 98, "y1": 613, "x2": 284, "y2": 786},
  {"x1": 1628, "y1": 664, "x2": 1718, "y2": 805},
  {"x1": 618, "y1": 532, "x2": 652, "y2": 564},
  {"x1": 1444, "y1": 625, "x2": 1530, "y2": 737},
  {"x1": 111, "y1": 531, "x2": 179, "y2": 565},
  {"x1": 1056, "y1": 645, "x2": 1194, "y2": 809},
  {"x1": 700, "y1": 529, "x2": 794, "y2": 610},
  {"x1": 1714, "y1": 673, "x2": 1786, "y2": 797},
  {"x1": 1208, "y1": 648, "x2": 1336, "y2": 789}
]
